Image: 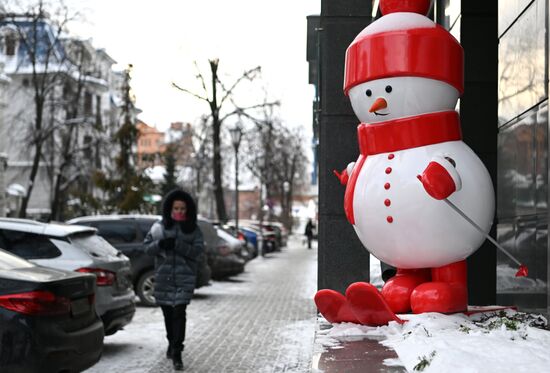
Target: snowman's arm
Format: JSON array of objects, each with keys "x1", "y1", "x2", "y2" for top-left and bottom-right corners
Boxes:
[
  {"x1": 333, "y1": 162, "x2": 356, "y2": 186},
  {"x1": 417, "y1": 156, "x2": 462, "y2": 200}
]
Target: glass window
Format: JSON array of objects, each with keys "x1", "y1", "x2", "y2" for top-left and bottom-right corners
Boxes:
[
  {"x1": 535, "y1": 102, "x2": 547, "y2": 213},
  {"x1": 435, "y1": 0, "x2": 460, "y2": 32},
  {"x1": 0, "y1": 230, "x2": 62, "y2": 259},
  {"x1": 137, "y1": 219, "x2": 157, "y2": 237},
  {"x1": 69, "y1": 232, "x2": 119, "y2": 257},
  {"x1": 93, "y1": 221, "x2": 137, "y2": 244},
  {"x1": 4, "y1": 32, "x2": 17, "y2": 56},
  {"x1": 498, "y1": 0, "x2": 546, "y2": 125},
  {"x1": 499, "y1": 0, "x2": 534, "y2": 36},
  {"x1": 0, "y1": 249, "x2": 34, "y2": 270},
  {"x1": 197, "y1": 220, "x2": 218, "y2": 248},
  {"x1": 497, "y1": 106, "x2": 539, "y2": 219},
  {"x1": 84, "y1": 91, "x2": 93, "y2": 115}
]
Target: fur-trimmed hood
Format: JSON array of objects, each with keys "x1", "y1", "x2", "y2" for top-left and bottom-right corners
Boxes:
[{"x1": 161, "y1": 188, "x2": 197, "y2": 232}]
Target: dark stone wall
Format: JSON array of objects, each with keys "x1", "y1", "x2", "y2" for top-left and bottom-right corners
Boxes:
[
  {"x1": 317, "y1": 1, "x2": 372, "y2": 294},
  {"x1": 461, "y1": 1, "x2": 498, "y2": 305}
]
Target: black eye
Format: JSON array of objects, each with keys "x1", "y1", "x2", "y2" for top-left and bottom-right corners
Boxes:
[
  {"x1": 385, "y1": 85, "x2": 392, "y2": 93},
  {"x1": 366, "y1": 89, "x2": 372, "y2": 97}
]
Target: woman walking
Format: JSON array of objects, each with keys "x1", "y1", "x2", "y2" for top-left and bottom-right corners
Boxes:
[
  {"x1": 144, "y1": 189, "x2": 204, "y2": 371},
  {"x1": 304, "y1": 218, "x2": 315, "y2": 249}
]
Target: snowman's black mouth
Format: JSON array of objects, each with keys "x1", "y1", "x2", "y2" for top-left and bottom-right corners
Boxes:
[{"x1": 374, "y1": 112, "x2": 389, "y2": 116}]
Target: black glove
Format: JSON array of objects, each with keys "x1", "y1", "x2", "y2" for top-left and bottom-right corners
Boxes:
[{"x1": 159, "y1": 237, "x2": 176, "y2": 250}]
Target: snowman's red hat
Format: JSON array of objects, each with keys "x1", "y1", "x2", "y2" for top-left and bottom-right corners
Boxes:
[{"x1": 344, "y1": 0, "x2": 464, "y2": 95}]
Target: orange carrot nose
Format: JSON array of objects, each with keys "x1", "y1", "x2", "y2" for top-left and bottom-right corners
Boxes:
[{"x1": 369, "y1": 97, "x2": 388, "y2": 112}]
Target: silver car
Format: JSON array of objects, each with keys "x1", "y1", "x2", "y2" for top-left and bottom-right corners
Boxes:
[{"x1": 0, "y1": 218, "x2": 135, "y2": 335}]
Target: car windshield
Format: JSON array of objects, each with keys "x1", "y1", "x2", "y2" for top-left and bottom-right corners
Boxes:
[
  {"x1": 197, "y1": 220, "x2": 220, "y2": 248},
  {"x1": 0, "y1": 249, "x2": 34, "y2": 270},
  {"x1": 69, "y1": 232, "x2": 119, "y2": 257}
]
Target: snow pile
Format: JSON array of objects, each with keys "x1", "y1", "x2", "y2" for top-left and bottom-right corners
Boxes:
[{"x1": 318, "y1": 310, "x2": 550, "y2": 372}]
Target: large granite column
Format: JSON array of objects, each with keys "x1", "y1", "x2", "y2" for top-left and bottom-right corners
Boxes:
[
  {"x1": 0, "y1": 64, "x2": 10, "y2": 217},
  {"x1": 460, "y1": 2, "x2": 498, "y2": 305},
  {"x1": 317, "y1": 1, "x2": 373, "y2": 293}
]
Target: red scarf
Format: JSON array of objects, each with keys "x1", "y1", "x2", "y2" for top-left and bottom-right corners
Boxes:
[{"x1": 344, "y1": 111, "x2": 462, "y2": 224}]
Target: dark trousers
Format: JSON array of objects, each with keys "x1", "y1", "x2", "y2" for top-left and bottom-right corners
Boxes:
[{"x1": 160, "y1": 304, "x2": 187, "y2": 353}]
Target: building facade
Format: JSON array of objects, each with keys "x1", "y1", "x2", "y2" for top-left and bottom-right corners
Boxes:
[
  {"x1": 0, "y1": 14, "x2": 138, "y2": 219},
  {"x1": 136, "y1": 120, "x2": 165, "y2": 169}
]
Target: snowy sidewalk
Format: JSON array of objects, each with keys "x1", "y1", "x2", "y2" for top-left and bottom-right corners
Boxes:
[
  {"x1": 312, "y1": 258, "x2": 550, "y2": 373},
  {"x1": 84, "y1": 234, "x2": 318, "y2": 373}
]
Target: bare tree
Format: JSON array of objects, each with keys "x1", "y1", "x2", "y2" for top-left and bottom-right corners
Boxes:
[
  {"x1": 244, "y1": 109, "x2": 309, "y2": 231},
  {"x1": 49, "y1": 38, "x2": 99, "y2": 220},
  {"x1": 271, "y1": 127, "x2": 309, "y2": 232},
  {"x1": 1, "y1": 0, "x2": 77, "y2": 217},
  {"x1": 172, "y1": 59, "x2": 278, "y2": 222}
]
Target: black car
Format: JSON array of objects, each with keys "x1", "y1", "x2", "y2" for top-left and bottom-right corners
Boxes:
[
  {"x1": 66, "y1": 215, "x2": 212, "y2": 307},
  {"x1": 0, "y1": 248, "x2": 104, "y2": 373}
]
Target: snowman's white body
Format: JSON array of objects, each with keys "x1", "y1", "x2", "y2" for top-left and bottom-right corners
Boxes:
[
  {"x1": 352, "y1": 139, "x2": 494, "y2": 269},
  {"x1": 349, "y1": 77, "x2": 495, "y2": 268}
]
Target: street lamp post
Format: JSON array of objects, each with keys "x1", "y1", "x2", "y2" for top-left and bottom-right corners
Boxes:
[
  {"x1": 229, "y1": 126, "x2": 242, "y2": 235},
  {"x1": 283, "y1": 180, "x2": 290, "y2": 231}
]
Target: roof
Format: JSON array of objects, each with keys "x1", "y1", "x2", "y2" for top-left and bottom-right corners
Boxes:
[
  {"x1": 66, "y1": 214, "x2": 162, "y2": 224},
  {"x1": 0, "y1": 218, "x2": 97, "y2": 237}
]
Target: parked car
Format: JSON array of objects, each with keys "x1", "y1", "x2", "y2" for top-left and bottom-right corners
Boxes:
[
  {"x1": 0, "y1": 218, "x2": 135, "y2": 336},
  {"x1": 237, "y1": 220, "x2": 279, "y2": 254},
  {"x1": 222, "y1": 223, "x2": 260, "y2": 259},
  {"x1": 0, "y1": 248, "x2": 104, "y2": 372},
  {"x1": 66, "y1": 215, "x2": 211, "y2": 307},
  {"x1": 266, "y1": 221, "x2": 289, "y2": 248},
  {"x1": 216, "y1": 226, "x2": 255, "y2": 261},
  {"x1": 198, "y1": 219, "x2": 246, "y2": 280}
]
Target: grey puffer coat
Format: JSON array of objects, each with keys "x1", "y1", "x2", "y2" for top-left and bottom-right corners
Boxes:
[{"x1": 144, "y1": 221, "x2": 204, "y2": 306}]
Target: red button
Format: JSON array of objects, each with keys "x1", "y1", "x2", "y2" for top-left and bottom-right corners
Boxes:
[
  {"x1": 384, "y1": 183, "x2": 391, "y2": 190},
  {"x1": 388, "y1": 154, "x2": 394, "y2": 160},
  {"x1": 387, "y1": 216, "x2": 393, "y2": 223},
  {"x1": 385, "y1": 167, "x2": 392, "y2": 174},
  {"x1": 384, "y1": 199, "x2": 391, "y2": 206}
]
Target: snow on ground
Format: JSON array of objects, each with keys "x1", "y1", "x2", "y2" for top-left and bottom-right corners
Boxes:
[{"x1": 317, "y1": 309, "x2": 550, "y2": 373}]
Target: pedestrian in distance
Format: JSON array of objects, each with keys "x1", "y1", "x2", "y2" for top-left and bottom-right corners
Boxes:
[
  {"x1": 304, "y1": 218, "x2": 315, "y2": 249},
  {"x1": 144, "y1": 188, "x2": 205, "y2": 371}
]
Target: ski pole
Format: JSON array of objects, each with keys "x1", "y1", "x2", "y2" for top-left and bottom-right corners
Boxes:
[{"x1": 443, "y1": 199, "x2": 528, "y2": 277}]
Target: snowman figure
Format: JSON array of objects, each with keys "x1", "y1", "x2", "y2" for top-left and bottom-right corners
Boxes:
[{"x1": 314, "y1": 0, "x2": 495, "y2": 326}]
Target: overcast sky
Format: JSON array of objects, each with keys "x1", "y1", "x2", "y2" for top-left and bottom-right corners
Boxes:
[{"x1": 66, "y1": 0, "x2": 320, "y2": 132}]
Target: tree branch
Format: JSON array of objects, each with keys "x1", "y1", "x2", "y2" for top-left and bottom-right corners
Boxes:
[
  {"x1": 171, "y1": 82, "x2": 210, "y2": 102},
  {"x1": 219, "y1": 66, "x2": 261, "y2": 106}
]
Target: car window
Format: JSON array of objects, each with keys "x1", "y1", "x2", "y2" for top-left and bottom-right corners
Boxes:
[
  {"x1": 69, "y1": 232, "x2": 120, "y2": 257},
  {"x1": 0, "y1": 249, "x2": 34, "y2": 269},
  {"x1": 0, "y1": 229, "x2": 62, "y2": 259},
  {"x1": 197, "y1": 220, "x2": 219, "y2": 248},
  {"x1": 137, "y1": 219, "x2": 157, "y2": 237},
  {"x1": 93, "y1": 221, "x2": 137, "y2": 244}
]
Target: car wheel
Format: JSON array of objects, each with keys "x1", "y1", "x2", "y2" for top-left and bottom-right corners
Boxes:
[{"x1": 136, "y1": 270, "x2": 156, "y2": 307}]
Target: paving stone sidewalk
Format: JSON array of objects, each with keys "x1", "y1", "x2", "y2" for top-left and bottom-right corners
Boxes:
[{"x1": 85, "y1": 235, "x2": 318, "y2": 373}]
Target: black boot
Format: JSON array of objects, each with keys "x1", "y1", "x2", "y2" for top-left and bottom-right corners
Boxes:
[
  {"x1": 166, "y1": 345, "x2": 172, "y2": 359},
  {"x1": 172, "y1": 351, "x2": 183, "y2": 371}
]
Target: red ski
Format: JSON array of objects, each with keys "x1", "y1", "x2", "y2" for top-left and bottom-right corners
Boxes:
[
  {"x1": 315, "y1": 282, "x2": 404, "y2": 326},
  {"x1": 315, "y1": 283, "x2": 517, "y2": 327},
  {"x1": 346, "y1": 282, "x2": 404, "y2": 325}
]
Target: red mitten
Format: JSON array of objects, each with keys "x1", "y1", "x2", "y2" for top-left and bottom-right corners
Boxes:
[
  {"x1": 418, "y1": 156, "x2": 461, "y2": 200},
  {"x1": 333, "y1": 169, "x2": 349, "y2": 185}
]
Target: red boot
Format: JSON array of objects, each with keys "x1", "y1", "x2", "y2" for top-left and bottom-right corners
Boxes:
[
  {"x1": 381, "y1": 268, "x2": 431, "y2": 313},
  {"x1": 411, "y1": 260, "x2": 468, "y2": 314},
  {"x1": 314, "y1": 289, "x2": 358, "y2": 323}
]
